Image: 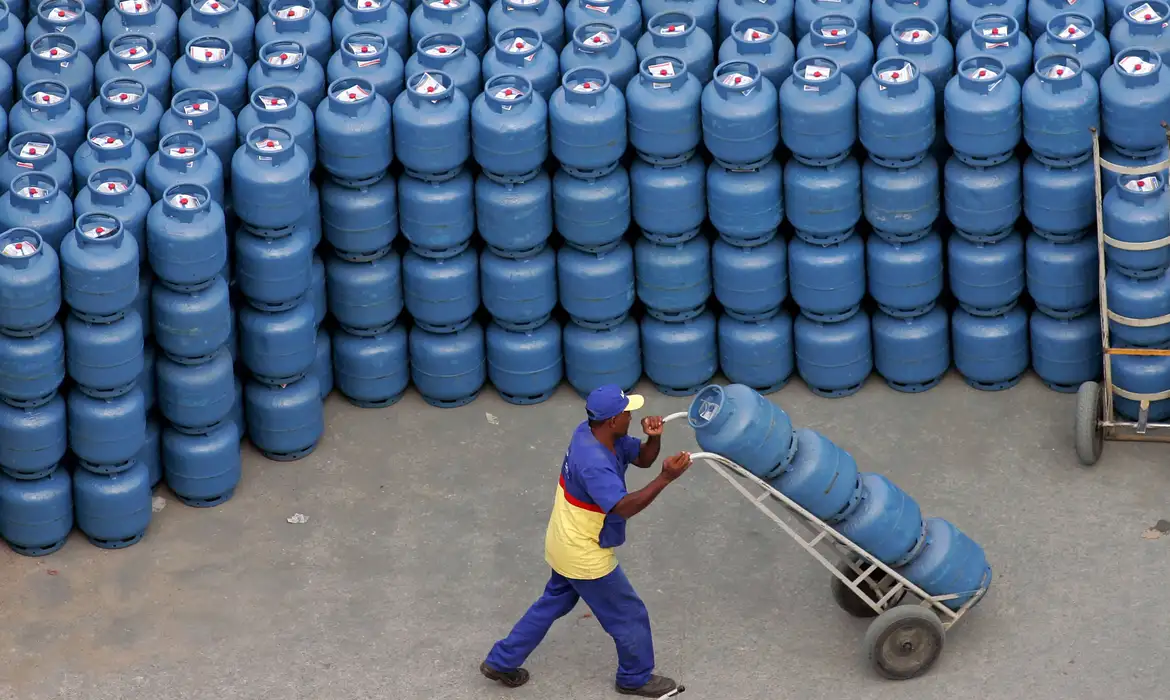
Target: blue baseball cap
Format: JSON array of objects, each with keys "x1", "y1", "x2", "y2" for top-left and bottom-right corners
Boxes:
[{"x1": 586, "y1": 384, "x2": 645, "y2": 421}]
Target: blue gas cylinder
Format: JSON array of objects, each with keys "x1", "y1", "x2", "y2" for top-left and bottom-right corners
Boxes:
[
  {"x1": 86, "y1": 79, "x2": 163, "y2": 151},
  {"x1": 409, "y1": 322, "x2": 486, "y2": 407},
  {"x1": 402, "y1": 244, "x2": 479, "y2": 332},
  {"x1": 0, "y1": 466, "x2": 72, "y2": 555},
  {"x1": 172, "y1": 36, "x2": 248, "y2": 113},
  {"x1": 64, "y1": 310, "x2": 144, "y2": 397},
  {"x1": 553, "y1": 166, "x2": 631, "y2": 252},
  {"x1": 948, "y1": 230, "x2": 1025, "y2": 314},
  {"x1": 630, "y1": 157, "x2": 706, "y2": 242},
  {"x1": 563, "y1": 315, "x2": 641, "y2": 395},
  {"x1": 72, "y1": 167, "x2": 151, "y2": 250},
  {"x1": 18, "y1": 34, "x2": 96, "y2": 108},
  {"x1": 179, "y1": 0, "x2": 255, "y2": 65},
  {"x1": 794, "y1": 309, "x2": 872, "y2": 397},
  {"x1": 952, "y1": 0, "x2": 1025, "y2": 37},
  {"x1": 877, "y1": 18, "x2": 953, "y2": 113},
  {"x1": 409, "y1": 0, "x2": 487, "y2": 56},
  {"x1": 0, "y1": 132, "x2": 72, "y2": 198},
  {"x1": 73, "y1": 121, "x2": 149, "y2": 187},
  {"x1": 867, "y1": 231, "x2": 943, "y2": 317},
  {"x1": 862, "y1": 156, "x2": 940, "y2": 240},
  {"x1": 310, "y1": 254, "x2": 325, "y2": 328},
  {"x1": 565, "y1": 0, "x2": 641, "y2": 44},
  {"x1": 1027, "y1": 233, "x2": 1098, "y2": 318},
  {"x1": 897, "y1": 516, "x2": 992, "y2": 610},
  {"x1": 248, "y1": 39, "x2": 328, "y2": 111},
  {"x1": 944, "y1": 56, "x2": 1021, "y2": 164},
  {"x1": 1106, "y1": 267, "x2": 1170, "y2": 347},
  {"x1": 550, "y1": 67, "x2": 626, "y2": 177},
  {"x1": 327, "y1": 32, "x2": 406, "y2": 104},
  {"x1": 1023, "y1": 155, "x2": 1095, "y2": 239},
  {"x1": 398, "y1": 170, "x2": 475, "y2": 256},
  {"x1": 96, "y1": 34, "x2": 173, "y2": 107},
  {"x1": 636, "y1": 11, "x2": 716, "y2": 84},
  {"x1": 796, "y1": 15, "x2": 874, "y2": 89},
  {"x1": 404, "y1": 32, "x2": 482, "y2": 100},
  {"x1": 60, "y1": 212, "x2": 139, "y2": 321},
  {"x1": 0, "y1": 321, "x2": 64, "y2": 406},
  {"x1": 99, "y1": 0, "x2": 179, "y2": 60},
  {"x1": 1022, "y1": 55, "x2": 1099, "y2": 165},
  {"x1": 333, "y1": 0, "x2": 411, "y2": 61},
  {"x1": 872, "y1": 304, "x2": 950, "y2": 391},
  {"x1": 635, "y1": 234, "x2": 710, "y2": 321},
  {"x1": 392, "y1": 70, "x2": 470, "y2": 179},
  {"x1": 952, "y1": 304, "x2": 1029, "y2": 389},
  {"x1": 239, "y1": 300, "x2": 317, "y2": 383},
  {"x1": 321, "y1": 175, "x2": 396, "y2": 260},
  {"x1": 1034, "y1": 13, "x2": 1111, "y2": 81},
  {"x1": 146, "y1": 131, "x2": 223, "y2": 205},
  {"x1": 28, "y1": 0, "x2": 102, "y2": 61},
  {"x1": 10, "y1": 81, "x2": 87, "y2": 159},
  {"x1": 558, "y1": 240, "x2": 635, "y2": 328},
  {"x1": 702, "y1": 60, "x2": 779, "y2": 169},
  {"x1": 688, "y1": 382, "x2": 795, "y2": 478},
  {"x1": 717, "y1": 311, "x2": 794, "y2": 393},
  {"x1": 158, "y1": 89, "x2": 237, "y2": 175},
  {"x1": 872, "y1": 0, "x2": 949, "y2": 44},
  {"x1": 858, "y1": 57, "x2": 935, "y2": 167},
  {"x1": 625, "y1": 56, "x2": 702, "y2": 165},
  {"x1": 0, "y1": 394, "x2": 66, "y2": 480},
  {"x1": 234, "y1": 226, "x2": 313, "y2": 311},
  {"x1": 481, "y1": 28, "x2": 560, "y2": 102},
  {"x1": 789, "y1": 233, "x2": 865, "y2": 322},
  {"x1": 155, "y1": 346, "x2": 233, "y2": 432},
  {"x1": 1111, "y1": 2, "x2": 1170, "y2": 68},
  {"x1": 560, "y1": 22, "x2": 638, "y2": 91},
  {"x1": 138, "y1": 337, "x2": 154, "y2": 409},
  {"x1": 0, "y1": 229, "x2": 60, "y2": 336},
  {"x1": 325, "y1": 249, "x2": 403, "y2": 333},
  {"x1": 712, "y1": 235, "x2": 787, "y2": 319},
  {"x1": 231, "y1": 125, "x2": 312, "y2": 234},
  {"x1": 471, "y1": 75, "x2": 547, "y2": 181},
  {"x1": 784, "y1": 156, "x2": 862, "y2": 241},
  {"x1": 794, "y1": 0, "x2": 871, "y2": 39},
  {"x1": 488, "y1": 0, "x2": 564, "y2": 53},
  {"x1": 244, "y1": 374, "x2": 324, "y2": 460},
  {"x1": 140, "y1": 413, "x2": 160, "y2": 485},
  {"x1": 1031, "y1": 0, "x2": 1106, "y2": 37},
  {"x1": 480, "y1": 244, "x2": 556, "y2": 330},
  {"x1": 332, "y1": 323, "x2": 409, "y2": 407},
  {"x1": 475, "y1": 172, "x2": 552, "y2": 255},
  {"x1": 1104, "y1": 173, "x2": 1170, "y2": 278},
  {"x1": 717, "y1": 0, "x2": 793, "y2": 41},
  {"x1": 779, "y1": 56, "x2": 855, "y2": 166},
  {"x1": 72, "y1": 459, "x2": 151, "y2": 547},
  {"x1": 238, "y1": 86, "x2": 317, "y2": 173},
  {"x1": 485, "y1": 318, "x2": 562, "y2": 404},
  {"x1": 1101, "y1": 142, "x2": 1170, "y2": 195},
  {"x1": 955, "y1": 14, "x2": 1033, "y2": 86},
  {"x1": 316, "y1": 77, "x2": 392, "y2": 184},
  {"x1": 162, "y1": 420, "x2": 240, "y2": 506},
  {"x1": 641, "y1": 310, "x2": 718, "y2": 396},
  {"x1": 643, "y1": 0, "x2": 717, "y2": 37},
  {"x1": 718, "y1": 18, "x2": 795, "y2": 91},
  {"x1": 836, "y1": 472, "x2": 925, "y2": 565},
  {"x1": 0, "y1": 174, "x2": 74, "y2": 252},
  {"x1": 1030, "y1": 310, "x2": 1101, "y2": 392},
  {"x1": 944, "y1": 156, "x2": 1022, "y2": 239},
  {"x1": 770, "y1": 428, "x2": 861, "y2": 522},
  {"x1": 1113, "y1": 353, "x2": 1170, "y2": 420},
  {"x1": 1101, "y1": 49, "x2": 1170, "y2": 157},
  {"x1": 146, "y1": 184, "x2": 227, "y2": 291},
  {"x1": 255, "y1": 0, "x2": 332, "y2": 66},
  {"x1": 0, "y1": 0, "x2": 22, "y2": 70},
  {"x1": 151, "y1": 275, "x2": 232, "y2": 361},
  {"x1": 67, "y1": 384, "x2": 146, "y2": 468},
  {"x1": 707, "y1": 160, "x2": 783, "y2": 245}
]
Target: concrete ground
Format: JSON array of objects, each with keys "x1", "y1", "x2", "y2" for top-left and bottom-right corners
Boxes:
[{"x1": 2, "y1": 372, "x2": 1169, "y2": 700}]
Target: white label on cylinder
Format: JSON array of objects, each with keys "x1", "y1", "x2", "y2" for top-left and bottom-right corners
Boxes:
[
  {"x1": 1125, "y1": 176, "x2": 1160, "y2": 192},
  {"x1": 1, "y1": 240, "x2": 37, "y2": 257},
  {"x1": 1044, "y1": 63, "x2": 1076, "y2": 79},
  {"x1": 510, "y1": 0, "x2": 538, "y2": 5},
  {"x1": 878, "y1": 62, "x2": 914, "y2": 82},
  {"x1": 819, "y1": 27, "x2": 849, "y2": 38},
  {"x1": 100, "y1": 180, "x2": 129, "y2": 193},
  {"x1": 494, "y1": 86, "x2": 523, "y2": 100},
  {"x1": 697, "y1": 400, "x2": 718, "y2": 421},
  {"x1": 348, "y1": 42, "x2": 379, "y2": 56},
  {"x1": 571, "y1": 79, "x2": 602, "y2": 93},
  {"x1": 742, "y1": 26, "x2": 772, "y2": 41},
  {"x1": 81, "y1": 223, "x2": 115, "y2": 239},
  {"x1": 424, "y1": 43, "x2": 459, "y2": 56},
  {"x1": 107, "y1": 89, "x2": 141, "y2": 104},
  {"x1": 19, "y1": 142, "x2": 51, "y2": 158},
  {"x1": 585, "y1": 30, "x2": 612, "y2": 45},
  {"x1": 648, "y1": 61, "x2": 676, "y2": 82},
  {"x1": 659, "y1": 22, "x2": 687, "y2": 34},
  {"x1": 584, "y1": 3, "x2": 609, "y2": 11},
  {"x1": 720, "y1": 71, "x2": 752, "y2": 87},
  {"x1": 267, "y1": 50, "x2": 302, "y2": 65},
  {"x1": 128, "y1": 60, "x2": 151, "y2": 70},
  {"x1": 1129, "y1": 2, "x2": 1164, "y2": 21},
  {"x1": 259, "y1": 95, "x2": 288, "y2": 109},
  {"x1": 169, "y1": 193, "x2": 201, "y2": 208},
  {"x1": 16, "y1": 186, "x2": 47, "y2": 199},
  {"x1": 1063, "y1": 23, "x2": 1085, "y2": 37},
  {"x1": 414, "y1": 72, "x2": 447, "y2": 95},
  {"x1": 167, "y1": 145, "x2": 197, "y2": 158},
  {"x1": 118, "y1": 0, "x2": 151, "y2": 12},
  {"x1": 117, "y1": 45, "x2": 147, "y2": 59},
  {"x1": 92, "y1": 135, "x2": 125, "y2": 148},
  {"x1": 192, "y1": 45, "x2": 227, "y2": 62},
  {"x1": 37, "y1": 45, "x2": 72, "y2": 59},
  {"x1": 199, "y1": 0, "x2": 230, "y2": 12},
  {"x1": 183, "y1": 101, "x2": 211, "y2": 115},
  {"x1": 803, "y1": 64, "x2": 832, "y2": 80},
  {"x1": 48, "y1": 7, "x2": 78, "y2": 21},
  {"x1": 428, "y1": 0, "x2": 456, "y2": 8},
  {"x1": 31, "y1": 91, "x2": 63, "y2": 105},
  {"x1": 336, "y1": 84, "x2": 371, "y2": 102},
  {"x1": 1119, "y1": 55, "x2": 1155, "y2": 74},
  {"x1": 897, "y1": 27, "x2": 932, "y2": 43},
  {"x1": 356, "y1": 0, "x2": 381, "y2": 7},
  {"x1": 279, "y1": 4, "x2": 310, "y2": 18},
  {"x1": 255, "y1": 138, "x2": 283, "y2": 152},
  {"x1": 969, "y1": 65, "x2": 1000, "y2": 80},
  {"x1": 505, "y1": 36, "x2": 531, "y2": 52}
]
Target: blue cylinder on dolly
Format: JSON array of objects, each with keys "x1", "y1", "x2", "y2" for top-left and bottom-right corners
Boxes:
[
  {"x1": 1103, "y1": 173, "x2": 1170, "y2": 278},
  {"x1": 770, "y1": 428, "x2": 861, "y2": 522},
  {"x1": 836, "y1": 472, "x2": 926, "y2": 566},
  {"x1": 1101, "y1": 48, "x2": 1170, "y2": 158},
  {"x1": 1106, "y1": 267, "x2": 1170, "y2": 349},
  {"x1": 897, "y1": 516, "x2": 993, "y2": 610},
  {"x1": 688, "y1": 383, "x2": 796, "y2": 479}
]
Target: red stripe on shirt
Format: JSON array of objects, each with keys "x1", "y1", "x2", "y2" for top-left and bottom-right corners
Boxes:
[{"x1": 559, "y1": 475, "x2": 605, "y2": 513}]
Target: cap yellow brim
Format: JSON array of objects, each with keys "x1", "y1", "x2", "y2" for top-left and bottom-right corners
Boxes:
[{"x1": 625, "y1": 394, "x2": 645, "y2": 412}]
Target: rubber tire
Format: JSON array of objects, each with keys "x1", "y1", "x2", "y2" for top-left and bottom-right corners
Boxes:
[
  {"x1": 1075, "y1": 381, "x2": 1103, "y2": 467},
  {"x1": 830, "y1": 559, "x2": 905, "y2": 618},
  {"x1": 863, "y1": 605, "x2": 945, "y2": 680}
]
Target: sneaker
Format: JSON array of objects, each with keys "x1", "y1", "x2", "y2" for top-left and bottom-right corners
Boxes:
[
  {"x1": 616, "y1": 674, "x2": 679, "y2": 697},
  {"x1": 480, "y1": 661, "x2": 530, "y2": 688}
]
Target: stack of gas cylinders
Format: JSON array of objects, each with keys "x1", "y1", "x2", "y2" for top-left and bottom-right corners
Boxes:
[{"x1": 689, "y1": 382, "x2": 993, "y2": 610}]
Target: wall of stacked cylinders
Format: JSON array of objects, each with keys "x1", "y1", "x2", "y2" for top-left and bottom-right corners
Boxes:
[{"x1": 0, "y1": 0, "x2": 1167, "y2": 554}]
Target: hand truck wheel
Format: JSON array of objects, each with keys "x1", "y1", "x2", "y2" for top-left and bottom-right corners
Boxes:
[
  {"x1": 1075, "y1": 381, "x2": 1104, "y2": 467},
  {"x1": 863, "y1": 605, "x2": 945, "y2": 680}
]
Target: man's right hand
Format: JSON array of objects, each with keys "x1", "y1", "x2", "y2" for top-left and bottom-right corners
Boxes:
[{"x1": 661, "y1": 452, "x2": 692, "y2": 482}]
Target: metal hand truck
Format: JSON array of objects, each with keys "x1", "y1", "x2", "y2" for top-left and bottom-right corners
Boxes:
[
  {"x1": 1075, "y1": 127, "x2": 1170, "y2": 465},
  {"x1": 661, "y1": 413, "x2": 989, "y2": 681}
]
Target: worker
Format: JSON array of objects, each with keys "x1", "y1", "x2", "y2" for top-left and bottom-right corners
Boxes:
[{"x1": 480, "y1": 384, "x2": 693, "y2": 697}]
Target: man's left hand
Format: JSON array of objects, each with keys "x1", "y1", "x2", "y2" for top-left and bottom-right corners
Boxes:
[{"x1": 642, "y1": 416, "x2": 664, "y2": 437}]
